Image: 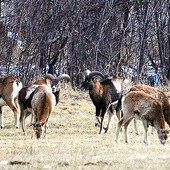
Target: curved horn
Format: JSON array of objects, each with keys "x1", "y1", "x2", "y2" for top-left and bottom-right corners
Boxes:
[
  {"x1": 87, "y1": 71, "x2": 104, "y2": 80},
  {"x1": 45, "y1": 74, "x2": 56, "y2": 81},
  {"x1": 55, "y1": 74, "x2": 70, "y2": 83}
]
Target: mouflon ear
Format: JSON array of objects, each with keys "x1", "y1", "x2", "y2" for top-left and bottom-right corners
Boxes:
[{"x1": 45, "y1": 78, "x2": 52, "y2": 87}]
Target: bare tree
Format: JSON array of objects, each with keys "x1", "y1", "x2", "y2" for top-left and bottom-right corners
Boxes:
[{"x1": 0, "y1": 0, "x2": 170, "y2": 86}]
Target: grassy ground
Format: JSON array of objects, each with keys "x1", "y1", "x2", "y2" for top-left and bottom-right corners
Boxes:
[{"x1": 0, "y1": 86, "x2": 170, "y2": 170}]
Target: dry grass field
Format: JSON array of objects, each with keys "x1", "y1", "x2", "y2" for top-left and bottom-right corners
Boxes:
[{"x1": 1, "y1": 85, "x2": 170, "y2": 170}]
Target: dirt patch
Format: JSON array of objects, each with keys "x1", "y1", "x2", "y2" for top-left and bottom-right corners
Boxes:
[{"x1": 84, "y1": 161, "x2": 112, "y2": 166}]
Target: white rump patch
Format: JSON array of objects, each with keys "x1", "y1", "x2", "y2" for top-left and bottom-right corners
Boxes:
[
  {"x1": 123, "y1": 78, "x2": 131, "y2": 84},
  {"x1": 25, "y1": 85, "x2": 39, "y2": 100},
  {"x1": 11, "y1": 81, "x2": 23, "y2": 98},
  {"x1": 112, "y1": 80, "x2": 122, "y2": 93}
]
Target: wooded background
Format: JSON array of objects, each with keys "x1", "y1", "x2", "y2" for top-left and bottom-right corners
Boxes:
[{"x1": 0, "y1": 0, "x2": 170, "y2": 86}]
